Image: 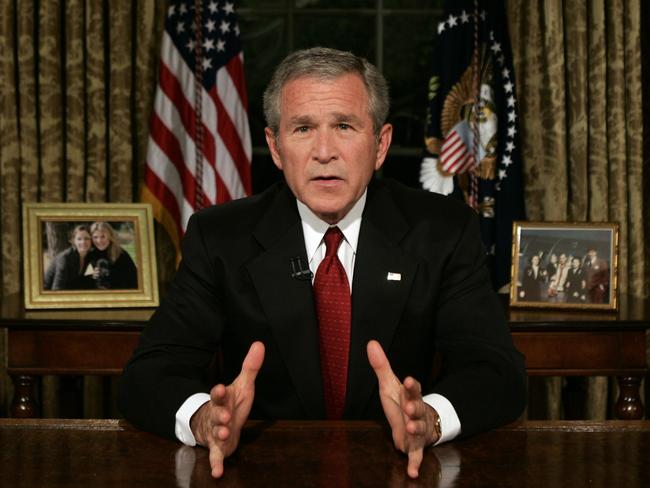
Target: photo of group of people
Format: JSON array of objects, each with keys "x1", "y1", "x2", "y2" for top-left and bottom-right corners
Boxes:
[
  {"x1": 511, "y1": 224, "x2": 618, "y2": 309},
  {"x1": 42, "y1": 221, "x2": 139, "y2": 291}
]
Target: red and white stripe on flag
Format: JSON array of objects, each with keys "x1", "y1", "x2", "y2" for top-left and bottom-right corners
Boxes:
[
  {"x1": 440, "y1": 125, "x2": 475, "y2": 174},
  {"x1": 142, "y1": 1, "x2": 252, "y2": 260}
]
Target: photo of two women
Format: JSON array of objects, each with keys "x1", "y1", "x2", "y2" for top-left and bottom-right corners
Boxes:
[{"x1": 42, "y1": 221, "x2": 138, "y2": 291}]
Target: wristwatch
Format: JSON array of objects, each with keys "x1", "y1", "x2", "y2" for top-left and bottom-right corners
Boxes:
[{"x1": 433, "y1": 409, "x2": 442, "y2": 440}]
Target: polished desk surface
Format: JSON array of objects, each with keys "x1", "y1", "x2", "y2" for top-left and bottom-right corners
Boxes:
[{"x1": 1, "y1": 419, "x2": 649, "y2": 487}]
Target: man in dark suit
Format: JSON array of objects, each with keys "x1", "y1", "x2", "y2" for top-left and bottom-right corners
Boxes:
[
  {"x1": 119, "y1": 47, "x2": 526, "y2": 480},
  {"x1": 564, "y1": 257, "x2": 587, "y2": 303},
  {"x1": 583, "y1": 248, "x2": 609, "y2": 303}
]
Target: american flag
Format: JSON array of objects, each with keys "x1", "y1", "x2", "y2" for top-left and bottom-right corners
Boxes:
[
  {"x1": 439, "y1": 123, "x2": 475, "y2": 174},
  {"x1": 142, "y1": 0, "x2": 252, "y2": 258},
  {"x1": 421, "y1": 0, "x2": 525, "y2": 289}
]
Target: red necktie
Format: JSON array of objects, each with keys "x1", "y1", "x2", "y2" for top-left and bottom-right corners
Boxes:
[{"x1": 313, "y1": 227, "x2": 351, "y2": 420}]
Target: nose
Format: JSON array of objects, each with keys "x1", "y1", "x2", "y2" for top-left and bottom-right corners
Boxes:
[{"x1": 312, "y1": 129, "x2": 338, "y2": 164}]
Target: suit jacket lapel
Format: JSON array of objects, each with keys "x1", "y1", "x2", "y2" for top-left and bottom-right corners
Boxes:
[
  {"x1": 246, "y1": 184, "x2": 325, "y2": 418},
  {"x1": 345, "y1": 180, "x2": 418, "y2": 417}
]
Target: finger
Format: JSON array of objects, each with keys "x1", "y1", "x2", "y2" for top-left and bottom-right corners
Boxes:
[
  {"x1": 207, "y1": 406, "x2": 231, "y2": 428},
  {"x1": 402, "y1": 378, "x2": 424, "y2": 420},
  {"x1": 407, "y1": 448, "x2": 424, "y2": 479},
  {"x1": 406, "y1": 418, "x2": 427, "y2": 436},
  {"x1": 402, "y1": 376, "x2": 422, "y2": 401},
  {"x1": 210, "y1": 383, "x2": 228, "y2": 404},
  {"x1": 238, "y1": 341, "x2": 265, "y2": 385},
  {"x1": 404, "y1": 399, "x2": 426, "y2": 420},
  {"x1": 215, "y1": 425, "x2": 230, "y2": 441},
  {"x1": 209, "y1": 444, "x2": 226, "y2": 479},
  {"x1": 366, "y1": 340, "x2": 397, "y2": 386},
  {"x1": 217, "y1": 407, "x2": 231, "y2": 425}
]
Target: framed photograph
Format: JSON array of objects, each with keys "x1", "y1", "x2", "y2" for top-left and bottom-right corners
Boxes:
[
  {"x1": 510, "y1": 222, "x2": 619, "y2": 310},
  {"x1": 23, "y1": 203, "x2": 159, "y2": 309}
]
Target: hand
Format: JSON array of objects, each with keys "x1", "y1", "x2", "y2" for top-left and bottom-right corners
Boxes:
[
  {"x1": 367, "y1": 340, "x2": 440, "y2": 479},
  {"x1": 190, "y1": 341, "x2": 265, "y2": 478}
]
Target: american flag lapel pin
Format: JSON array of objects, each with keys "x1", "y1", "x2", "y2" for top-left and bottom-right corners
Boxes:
[{"x1": 386, "y1": 272, "x2": 401, "y2": 281}]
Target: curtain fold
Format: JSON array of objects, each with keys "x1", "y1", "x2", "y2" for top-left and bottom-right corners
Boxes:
[
  {"x1": 109, "y1": 2, "x2": 134, "y2": 202},
  {"x1": 39, "y1": 1, "x2": 65, "y2": 201},
  {"x1": 85, "y1": 0, "x2": 107, "y2": 202},
  {"x1": 0, "y1": 0, "x2": 19, "y2": 417},
  {"x1": 65, "y1": 0, "x2": 86, "y2": 202}
]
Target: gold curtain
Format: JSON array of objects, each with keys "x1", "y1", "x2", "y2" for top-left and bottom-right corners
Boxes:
[
  {"x1": 506, "y1": 0, "x2": 647, "y2": 419},
  {"x1": 0, "y1": 1, "x2": 169, "y2": 417}
]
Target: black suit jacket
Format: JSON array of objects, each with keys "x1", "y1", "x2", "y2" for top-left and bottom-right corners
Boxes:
[{"x1": 119, "y1": 178, "x2": 526, "y2": 440}]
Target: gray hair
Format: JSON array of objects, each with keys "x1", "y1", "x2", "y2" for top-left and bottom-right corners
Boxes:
[{"x1": 263, "y1": 47, "x2": 390, "y2": 135}]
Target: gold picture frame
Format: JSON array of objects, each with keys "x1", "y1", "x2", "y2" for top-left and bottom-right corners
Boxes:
[
  {"x1": 510, "y1": 221, "x2": 619, "y2": 310},
  {"x1": 23, "y1": 203, "x2": 159, "y2": 309}
]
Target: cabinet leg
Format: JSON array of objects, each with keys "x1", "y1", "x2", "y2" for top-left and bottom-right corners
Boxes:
[
  {"x1": 11, "y1": 375, "x2": 38, "y2": 418},
  {"x1": 615, "y1": 376, "x2": 644, "y2": 420}
]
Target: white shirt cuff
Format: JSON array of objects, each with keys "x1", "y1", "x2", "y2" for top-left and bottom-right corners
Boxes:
[
  {"x1": 422, "y1": 393, "x2": 462, "y2": 445},
  {"x1": 174, "y1": 393, "x2": 211, "y2": 446}
]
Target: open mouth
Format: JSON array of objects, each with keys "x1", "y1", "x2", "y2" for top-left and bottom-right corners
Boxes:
[{"x1": 313, "y1": 176, "x2": 341, "y2": 181}]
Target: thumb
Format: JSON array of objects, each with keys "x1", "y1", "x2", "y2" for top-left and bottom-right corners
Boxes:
[
  {"x1": 367, "y1": 340, "x2": 396, "y2": 385},
  {"x1": 238, "y1": 341, "x2": 265, "y2": 385},
  {"x1": 407, "y1": 448, "x2": 424, "y2": 479},
  {"x1": 209, "y1": 444, "x2": 226, "y2": 478}
]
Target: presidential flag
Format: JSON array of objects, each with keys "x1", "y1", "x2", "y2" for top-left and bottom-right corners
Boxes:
[
  {"x1": 142, "y1": 1, "x2": 252, "y2": 259},
  {"x1": 420, "y1": 0, "x2": 525, "y2": 290}
]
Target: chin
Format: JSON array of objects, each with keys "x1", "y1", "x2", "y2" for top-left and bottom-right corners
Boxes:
[{"x1": 310, "y1": 205, "x2": 345, "y2": 224}]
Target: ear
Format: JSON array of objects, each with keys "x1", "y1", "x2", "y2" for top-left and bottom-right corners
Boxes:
[
  {"x1": 265, "y1": 127, "x2": 283, "y2": 171},
  {"x1": 374, "y1": 123, "x2": 393, "y2": 171}
]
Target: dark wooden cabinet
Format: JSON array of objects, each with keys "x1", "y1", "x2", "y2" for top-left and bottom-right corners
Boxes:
[{"x1": 2, "y1": 293, "x2": 648, "y2": 419}]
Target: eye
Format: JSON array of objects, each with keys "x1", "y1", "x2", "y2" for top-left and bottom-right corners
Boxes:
[
  {"x1": 337, "y1": 123, "x2": 352, "y2": 130},
  {"x1": 294, "y1": 126, "x2": 310, "y2": 134}
]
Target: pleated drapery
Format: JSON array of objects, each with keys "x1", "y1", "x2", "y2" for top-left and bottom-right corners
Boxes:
[
  {"x1": 0, "y1": 0, "x2": 170, "y2": 417},
  {"x1": 506, "y1": 0, "x2": 647, "y2": 420}
]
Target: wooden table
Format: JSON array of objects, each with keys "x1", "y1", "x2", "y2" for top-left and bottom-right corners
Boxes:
[
  {"x1": 1, "y1": 419, "x2": 649, "y2": 487},
  {"x1": 2, "y1": 293, "x2": 648, "y2": 419},
  {"x1": 507, "y1": 294, "x2": 649, "y2": 419}
]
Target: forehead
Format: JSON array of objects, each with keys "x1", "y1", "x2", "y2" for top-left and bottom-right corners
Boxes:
[{"x1": 279, "y1": 73, "x2": 370, "y2": 117}]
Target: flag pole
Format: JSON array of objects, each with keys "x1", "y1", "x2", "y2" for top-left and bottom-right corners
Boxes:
[
  {"x1": 193, "y1": 0, "x2": 205, "y2": 210},
  {"x1": 470, "y1": 0, "x2": 480, "y2": 212}
]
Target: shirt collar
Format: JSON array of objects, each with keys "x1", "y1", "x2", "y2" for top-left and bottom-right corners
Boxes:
[{"x1": 297, "y1": 190, "x2": 366, "y2": 262}]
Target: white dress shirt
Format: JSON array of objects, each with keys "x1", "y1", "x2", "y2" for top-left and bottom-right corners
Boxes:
[{"x1": 174, "y1": 191, "x2": 461, "y2": 446}]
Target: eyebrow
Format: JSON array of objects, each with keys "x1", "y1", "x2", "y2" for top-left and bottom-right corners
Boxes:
[
  {"x1": 331, "y1": 112, "x2": 364, "y2": 126},
  {"x1": 287, "y1": 115, "x2": 315, "y2": 126},
  {"x1": 286, "y1": 112, "x2": 366, "y2": 127}
]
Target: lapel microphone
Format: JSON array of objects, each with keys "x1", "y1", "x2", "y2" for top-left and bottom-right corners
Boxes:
[{"x1": 290, "y1": 256, "x2": 313, "y2": 281}]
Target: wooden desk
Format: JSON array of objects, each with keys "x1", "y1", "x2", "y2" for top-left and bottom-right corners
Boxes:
[
  {"x1": 1, "y1": 419, "x2": 649, "y2": 487},
  {"x1": 2, "y1": 293, "x2": 648, "y2": 419}
]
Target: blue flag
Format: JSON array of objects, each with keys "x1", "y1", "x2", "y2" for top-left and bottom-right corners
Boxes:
[{"x1": 420, "y1": 0, "x2": 525, "y2": 290}]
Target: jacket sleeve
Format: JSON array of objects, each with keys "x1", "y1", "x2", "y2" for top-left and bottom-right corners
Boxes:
[
  {"x1": 113, "y1": 251, "x2": 138, "y2": 289},
  {"x1": 118, "y1": 214, "x2": 225, "y2": 440},
  {"x1": 431, "y1": 208, "x2": 527, "y2": 438}
]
